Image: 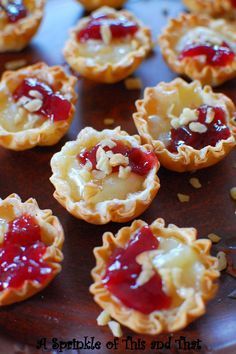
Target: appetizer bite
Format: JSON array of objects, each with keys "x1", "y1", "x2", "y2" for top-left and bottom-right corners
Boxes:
[
  {"x1": 0, "y1": 0, "x2": 45, "y2": 52},
  {"x1": 159, "y1": 13, "x2": 236, "y2": 86},
  {"x1": 50, "y1": 127, "x2": 160, "y2": 224},
  {"x1": 90, "y1": 218, "x2": 219, "y2": 334},
  {"x1": 133, "y1": 78, "x2": 236, "y2": 172},
  {"x1": 0, "y1": 194, "x2": 64, "y2": 306},
  {"x1": 76, "y1": 0, "x2": 127, "y2": 11},
  {"x1": 64, "y1": 6, "x2": 152, "y2": 83},
  {"x1": 183, "y1": 0, "x2": 236, "y2": 19},
  {"x1": 0, "y1": 62, "x2": 77, "y2": 151}
]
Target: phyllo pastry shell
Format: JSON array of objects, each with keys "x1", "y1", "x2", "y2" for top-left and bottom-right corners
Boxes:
[
  {"x1": 0, "y1": 62, "x2": 77, "y2": 151},
  {"x1": 90, "y1": 218, "x2": 219, "y2": 335},
  {"x1": 50, "y1": 127, "x2": 160, "y2": 225},
  {"x1": 0, "y1": 193, "x2": 64, "y2": 306},
  {"x1": 0, "y1": 0, "x2": 45, "y2": 52},
  {"x1": 158, "y1": 13, "x2": 236, "y2": 86},
  {"x1": 133, "y1": 78, "x2": 236, "y2": 172},
  {"x1": 63, "y1": 6, "x2": 152, "y2": 83},
  {"x1": 77, "y1": 0, "x2": 127, "y2": 11},
  {"x1": 183, "y1": 0, "x2": 236, "y2": 19}
]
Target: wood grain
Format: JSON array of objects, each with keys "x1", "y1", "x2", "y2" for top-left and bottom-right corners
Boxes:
[{"x1": 0, "y1": 0, "x2": 235, "y2": 353}]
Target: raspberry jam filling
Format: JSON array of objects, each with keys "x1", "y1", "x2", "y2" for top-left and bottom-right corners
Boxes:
[
  {"x1": 0, "y1": 215, "x2": 53, "y2": 291},
  {"x1": 179, "y1": 42, "x2": 235, "y2": 66},
  {"x1": 78, "y1": 141, "x2": 158, "y2": 176},
  {"x1": 231, "y1": 0, "x2": 236, "y2": 7},
  {"x1": 13, "y1": 78, "x2": 72, "y2": 122},
  {"x1": 103, "y1": 226, "x2": 171, "y2": 314},
  {"x1": 168, "y1": 105, "x2": 231, "y2": 153},
  {"x1": 0, "y1": 0, "x2": 27, "y2": 23},
  {"x1": 77, "y1": 14, "x2": 138, "y2": 42}
]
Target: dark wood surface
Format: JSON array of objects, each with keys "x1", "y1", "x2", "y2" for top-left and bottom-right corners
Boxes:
[{"x1": 0, "y1": 0, "x2": 235, "y2": 353}]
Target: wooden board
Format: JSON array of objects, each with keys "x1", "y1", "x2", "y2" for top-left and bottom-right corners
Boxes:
[{"x1": 0, "y1": 0, "x2": 235, "y2": 353}]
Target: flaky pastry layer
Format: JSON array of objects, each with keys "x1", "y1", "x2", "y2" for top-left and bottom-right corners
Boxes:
[
  {"x1": 158, "y1": 13, "x2": 236, "y2": 86},
  {"x1": 50, "y1": 127, "x2": 160, "y2": 224},
  {"x1": 90, "y1": 218, "x2": 219, "y2": 334},
  {"x1": 133, "y1": 78, "x2": 236, "y2": 172},
  {"x1": 0, "y1": 193, "x2": 64, "y2": 306},
  {"x1": 64, "y1": 7, "x2": 152, "y2": 83},
  {"x1": 0, "y1": 0, "x2": 45, "y2": 52},
  {"x1": 0, "y1": 62, "x2": 77, "y2": 151}
]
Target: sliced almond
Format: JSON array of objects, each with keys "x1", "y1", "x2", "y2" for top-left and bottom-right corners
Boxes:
[
  {"x1": 96, "y1": 147, "x2": 112, "y2": 175},
  {"x1": 109, "y1": 153, "x2": 129, "y2": 167},
  {"x1": 179, "y1": 108, "x2": 198, "y2": 126},
  {"x1": 118, "y1": 166, "x2": 131, "y2": 179},
  {"x1": 24, "y1": 98, "x2": 43, "y2": 113},
  {"x1": 189, "y1": 122, "x2": 207, "y2": 133},
  {"x1": 100, "y1": 24, "x2": 112, "y2": 45},
  {"x1": 29, "y1": 90, "x2": 43, "y2": 100},
  {"x1": 205, "y1": 108, "x2": 215, "y2": 124},
  {"x1": 97, "y1": 310, "x2": 111, "y2": 326},
  {"x1": 100, "y1": 139, "x2": 116, "y2": 149},
  {"x1": 108, "y1": 321, "x2": 123, "y2": 338}
]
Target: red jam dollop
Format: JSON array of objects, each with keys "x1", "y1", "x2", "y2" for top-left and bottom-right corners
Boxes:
[
  {"x1": 0, "y1": 214, "x2": 53, "y2": 291},
  {"x1": 78, "y1": 140, "x2": 158, "y2": 176},
  {"x1": 103, "y1": 226, "x2": 171, "y2": 314},
  {"x1": 168, "y1": 105, "x2": 231, "y2": 153},
  {"x1": 179, "y1": 42, "x2": 235, "y2": 66},
  {"x1": 13, "y1": 78, "x2": 72, "y2": 122},
  {"x1": 0, "y1": 0, "x2": 27, "y2": 23},
  {"x1": 77, "y1": 14, "x2": 138, "y2": 42}
]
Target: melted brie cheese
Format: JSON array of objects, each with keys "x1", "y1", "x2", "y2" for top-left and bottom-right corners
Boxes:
[
  {"x1": 0, "y1": 87, "x2": 44, "y2": 132},
  {"x1": 67, "y1": 158, "x2": 144, "y2": 204},
  {"x1": 76, "y1": 39, "x2": 137, "y2": 65},
  {"x1": 152, "y1": 237, "x2": 205, "y2": 290}
]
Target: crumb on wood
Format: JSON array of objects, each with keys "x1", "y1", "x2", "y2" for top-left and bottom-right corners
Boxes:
[
  {"x1": 5, "y1": 59, "x2": 27, "y2": 70},
  {"x1": 207, "y1": 233, "x2": 221, "y2": 243},
  {"x1": 124, "y1": 77, "x2": 142, "y2": 90},
  {"x1": 177, "y1": 193, "x2": 190, "y2": 202}
]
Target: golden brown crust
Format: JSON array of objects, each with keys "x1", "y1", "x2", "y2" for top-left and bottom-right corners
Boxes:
[
  {"x1": 133, "y1": 78, "x2": 236, "y2": 172},
  {"x1": 77, "y1": 0, "x2": 127, "y2": 11},
  {"x1": 90, "y1": 218, "x2": 219, "y2": 335},
  {"x1": 63, "y1": 7, "x2": 152, "y2": 83},
  {"x1": 0, "y1": 193, "x2": 64, "y2": 306},
  {"x1": 183, "y1": 0, "x2": 236, "y2": 19},
  {"x1": 0, "y1": 62, "x2": 77, "y2": 151},
  {"x1": 158, "y1": 13, "x2": 236, "y2": 87},
  {"x1": 50, "y1": 127, "x2": 160, "y2": 225},
  {"x1": 0, "y1": 0, "x2": 45, "y2": 52}
]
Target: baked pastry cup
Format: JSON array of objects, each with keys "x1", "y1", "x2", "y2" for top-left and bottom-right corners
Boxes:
[
  {"x1": 0, "y1": 193, "x2": 64, "y2": 306},
  {"x1": 50, "y1": 127, "x2": 160, "y2": 225},
  {"x1": 63, "y1": 6, "x2": 152, "y2": 83},
  {"x1": 183, "y1": 0, "x2": 236, "y2": 19},
  {"x1": 133, "y1": 78, "x2": 236, "y2": 172},
  {"x1": 77, "y1": 0, "x2": 127, "y2": 11},
  {"x1": 0, "y1": 62, "x2": 77, "y2": 151},
  {"x1": 0, "y1": 0, "x2": 45, "y2": 52},
  {"x1": 158, "y1": 13, "x2": 236, "y2": 86},
  {"x1": 90, "y1": 218, "x2": 219, "y2": 335}
]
